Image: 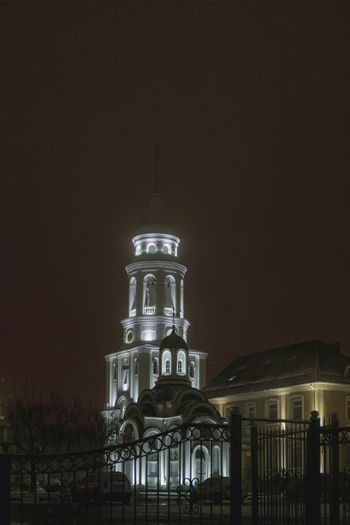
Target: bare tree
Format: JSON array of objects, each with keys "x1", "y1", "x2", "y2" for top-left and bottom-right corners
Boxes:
[{"x1": 6, "y1": 393, "x2": 118, "y2": 453}]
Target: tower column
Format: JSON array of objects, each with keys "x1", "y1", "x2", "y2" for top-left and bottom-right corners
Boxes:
[
  {"x1": 156, "y1": 270, "x2": 163, "y2": 317},
  {"x1": 175, "y1": 277, "x2": 181, "y2": 317}
]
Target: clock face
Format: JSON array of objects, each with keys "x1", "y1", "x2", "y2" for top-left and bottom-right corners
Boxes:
[{"x1": 126, "y1": 330, "x2": 134, "y2": 344}]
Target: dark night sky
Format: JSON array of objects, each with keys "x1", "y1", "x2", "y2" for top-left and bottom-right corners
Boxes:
[{"x1": 1, "y1": 2, "x2": 350, "y2": 406}]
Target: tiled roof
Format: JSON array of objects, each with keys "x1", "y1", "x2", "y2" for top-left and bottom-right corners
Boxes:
[{"x1": 203, "y1": 340, "x2": 350, "y2": 398}]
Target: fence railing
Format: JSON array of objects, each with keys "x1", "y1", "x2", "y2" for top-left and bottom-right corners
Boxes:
[
  {"x1": 1, "y1": 422, "x2": 232, "y2": 525},
  {"x1": 143, "y1": 306, "x2": 156, "y2": 315},
  {"x1": 1, "y1": 414, "x2": 349, "y2": 525}
]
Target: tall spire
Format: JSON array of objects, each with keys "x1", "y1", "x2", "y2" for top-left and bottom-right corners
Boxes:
[{"x1": 151, "y1": 105, "x2": 162, "y2": 215}]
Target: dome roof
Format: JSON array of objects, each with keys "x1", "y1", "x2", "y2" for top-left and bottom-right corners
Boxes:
[
  {"x1": 133, "y1": 222, "x2": 179, "y2": 238},
  {"x1": 160, "y1": 327, "x2": 188, "y2": 351}
]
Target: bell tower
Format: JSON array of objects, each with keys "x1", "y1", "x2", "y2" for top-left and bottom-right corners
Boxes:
[
  {"x1": 122, "y1": 226, "x2": 189, "y2": 346},
  {"x1": 104, "y1": 212, "x2": 207, "y2": 416}
]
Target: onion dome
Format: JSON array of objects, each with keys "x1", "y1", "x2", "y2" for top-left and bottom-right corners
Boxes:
[{"x1": 160, "y1": 327, "x2": 188, "y2": 351}]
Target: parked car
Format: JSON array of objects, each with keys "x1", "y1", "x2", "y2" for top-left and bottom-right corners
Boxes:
[
  {"x1": 11, "y1": 479, "x2": 48, "y2": 503},
  {"x1": 192, "y1": 477, "x2": 231, "y2": 503},
  {"x1": 71, "y1": 471, "x2": 131, "y2": 504},
  {"x1": 41, "y1": 478, "x2": 62, "y2": 493}
]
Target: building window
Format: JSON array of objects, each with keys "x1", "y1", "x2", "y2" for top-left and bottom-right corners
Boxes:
[
  {"x1": 134, "y1": 358, "x2": 138, "y2": 376},
  {"x1": 227, "y1": 406, "x2": 240, "y2": 419},
  {"x1": 122, "y1": 359, "x2": 129, "y2": 387},
  {"x1": 266, "y1": 400, "x2": 278, "y2": 419},
  {"x1": 165, "y1": 360, "x2": 171, "y2": 374},
  {"x1": 189, "y1": 362, "x2": 195, "y2": 379},
  {"x1": 245, "y1": 403, "x2": 256, "y2": 419},
  {"x1": 112, "y1": 361, "x2": 118, "y2": 381},
  {"x1": 346, "y1": 397, "x2": 350, "y2": 422},
  {"x1": 212, "y1": 446, "x2": 220, "y2": 476},
  {"x1": 153, "y1": 357, "x2": 159, "y2": 375},
  {"x1": 290, "y1": 396, "x2": 303, "y2": 420},
  {"x1": 162, "y1": 350, "x2": 172, "y2": 375},
  {"x1": 193, "y1": 447, "x2": 208, "y2": 482},
  {"x1": 344, "y1": 444, "x2": 350, "y2": 468},
  {"x1": 177, "y1": 350, "x2": 186, "y2": 376}
]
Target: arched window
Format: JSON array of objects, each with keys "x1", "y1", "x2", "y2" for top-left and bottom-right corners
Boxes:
[
  {"x1": 193, "y1": 447, "x2": 208, "y2": 482},
  {"x1": 123, "y1": 423, "x2": 135, "y2": 443},
  {"x1": 153, "y1": 357, "x2": 159, "y2": 375},
  {"x1": 189, "y1": 361, "x2": 195, "y2": 379},
  {"x1": 147, "y1": 244, "x2": 156, "y2": 254},
  {"x1": 163, "y1": 244, "x2": 170, "y2": 254},
  {"x1": 212, "y1": 446, "x2": 220, "y2": 476},
  {"x1": 112, "y1": 361, "x2": 118, "y2": 381},
  {"x1": 162, "y1": 350, "x2": 172, "y2": 375},
  {"x1": 164, "y1": 275, "x2": 176, "y2": 315},
  {"x1": 122, "y1": 358, "x2": 129, "y2": 388},
  {"x1": 129, "y1": 277, "x2": 137, "y2": 316},
  {"x1": 143, "y1": 274, "x2": 156, "y2": 314},
  {"x1": 165, "y1": 360, "x2": 171, "y2": 374},
  {"x1": 177, "y1": 350, "x2": 186, "y2": 376}
]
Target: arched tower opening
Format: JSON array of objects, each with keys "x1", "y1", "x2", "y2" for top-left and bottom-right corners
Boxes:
[
  {"x1": 164, "y1": 275, "x2": 176, "y2": 316},
  {"x1": 143, "y1": 274, "x2": 157, "y2": 315},
  {"x1": 129, "y1": 277, "x2": 137, "y2": 317}
]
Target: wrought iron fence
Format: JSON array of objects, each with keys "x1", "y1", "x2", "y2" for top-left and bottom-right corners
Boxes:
[
  {"x1": 246, "y1": 415, "x2": 313, "y2": 525},
  {"x1": 1, "y1": 414, "x2": 350, "y2": 525},
  {"x1": 320, "y1": 414, "x2": 350, "y2": 525},
  {"x1": 0, "y1": 422, "x2": 233, "y2": 525}
]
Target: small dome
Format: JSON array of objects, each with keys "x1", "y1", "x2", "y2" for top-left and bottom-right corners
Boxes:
[
  {"x1": 160, "y1": 327, "x2": 188, "y2": 351},
  {"x1": 134, "y1": 222, "x2": 179, "y2": 238}
]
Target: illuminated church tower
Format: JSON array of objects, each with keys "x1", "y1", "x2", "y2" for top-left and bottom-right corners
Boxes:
[{"x1": 105, "y1": 190, "x2": 207, "y2": 418}]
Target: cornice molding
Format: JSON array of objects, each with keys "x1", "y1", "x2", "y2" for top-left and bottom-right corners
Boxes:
[
  {"x1": 207, "y1": 381, "x2": 350, "y2": 403},
  {"x1": 125, "y1": 260, "x2": 187, "y2": 275},
  {"x1": 121, "y1": 316, "x2": 190, "y2": 329},
  {"x1": 105, "y1": 345, "x2": 207, "y2": 360}
]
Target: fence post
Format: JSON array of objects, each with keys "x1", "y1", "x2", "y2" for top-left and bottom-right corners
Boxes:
[
  {"x1": 230, "y1": 409, "x2": 242, "y2": 525},
  {"x1": 330, "y1": 413, "x2": 340, "y2": 525},
  {"x1": 250, "y1": 421, "x2": 259, "y2": 525},
  {"x1": 0, "y1": 449, "x2": 11, "y2": 525},
  {"x1": 305, "y1": 410, "x2": 320, "y2": 525}
]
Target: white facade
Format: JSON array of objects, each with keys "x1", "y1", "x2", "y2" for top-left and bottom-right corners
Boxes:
[{"x1": 105, "y1": 225, "x2": 207, "y2": 418}]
